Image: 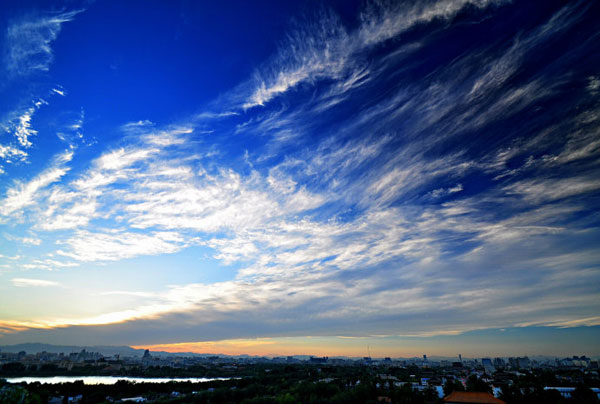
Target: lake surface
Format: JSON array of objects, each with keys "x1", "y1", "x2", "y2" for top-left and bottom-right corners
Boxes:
[{"x1": 6, "y1": 376, "x2": 231, "y2": 385}]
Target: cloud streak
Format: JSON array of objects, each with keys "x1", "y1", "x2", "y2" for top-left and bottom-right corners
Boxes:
[
  {"x1": 240, "y1": 0, "x2": 509, "y2": 110},
  {"x1": 0, "y1": 150, "x2": 73, "y2": 219},
  {"x1": 11, "y1": 278, "x2": 63, "y2": 288}
]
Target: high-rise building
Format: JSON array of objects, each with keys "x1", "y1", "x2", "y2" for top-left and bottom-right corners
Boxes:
[
  {"x1": 517, "y1": 356, "x2": 530, "y2": 368},
  {"x1": 482, "y1": 358, "x2": 495, "y2": 374}
]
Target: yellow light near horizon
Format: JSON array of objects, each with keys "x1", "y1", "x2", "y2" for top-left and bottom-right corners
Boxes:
[{"x1": 132, "y1": 336, "x2": 420, "y2": 357}]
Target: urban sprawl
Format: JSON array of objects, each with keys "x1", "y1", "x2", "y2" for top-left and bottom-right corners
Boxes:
[{"x1": 1, "y1": 348, "x2": 599, "y2": 403}]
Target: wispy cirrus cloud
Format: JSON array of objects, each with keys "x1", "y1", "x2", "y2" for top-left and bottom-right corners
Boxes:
[
  {"x1": 505, "y1": 177, "x2": 600, "y2": 203},
  {"x1": 13, "y1": 104, "x2": 39, "y2": 148},
  {"x1": 3, "y1": 9, "x2": 83, "y2": 77},
  {"x1": 0, "y1": 90, "x2": 79, "y2": 173},
  {"x1": 239, "y1": 0, "x2": 510, "y2": 110},
  {"x1": 0, "y1": 150, "x2": 73, "y2": 219},
  {"x1": 1, "y1": 0, "x2": 599, "y2": 347},
  {"x1": 20, "y1": 258, "x2": 79, "y2": 271},
  {"x1": 0, "y1": 100, "x2": 46, "y2": 172},
  {"x1": 0, "y1": 7, "x2": 84, "y2": 176},
  {"x1": 56, "y1": 230, "x2": 189, "y2": 262}
]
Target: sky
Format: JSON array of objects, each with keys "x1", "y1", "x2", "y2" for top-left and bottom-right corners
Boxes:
[{"x1": 0, "y1": 0, "x2": 599, "y2": 358}]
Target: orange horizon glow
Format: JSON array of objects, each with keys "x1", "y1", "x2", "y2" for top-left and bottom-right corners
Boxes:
[{"x1": 132, "y1": 336, "x2": 425, "y2": 358}]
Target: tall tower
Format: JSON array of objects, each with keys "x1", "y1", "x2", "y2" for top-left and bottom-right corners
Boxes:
[{"x1": 459, "y1": 354, "x2": 462, "y2": 363}]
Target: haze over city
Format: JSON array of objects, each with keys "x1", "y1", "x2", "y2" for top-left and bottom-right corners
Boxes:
[{"x1": 1, "y1": 0, "x2": 599, "y2": 359}]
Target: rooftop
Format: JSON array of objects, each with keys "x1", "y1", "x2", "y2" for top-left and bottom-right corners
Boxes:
[{"x1": 444, "y1": 391, "x2": 506, "y2": 404}]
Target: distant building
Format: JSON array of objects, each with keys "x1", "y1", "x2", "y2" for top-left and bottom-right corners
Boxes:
[
  {"x1": 309, "y1": 356, "x2": 328, "y2": 364},
  {"x1": 516, "y1": 356, "x2": 530, "y2": 369},
  {"x1": 120, "y1": 397, "x2": 146, "y2": 403},
  {"x1": 544, "y1": 387, "x2": 600, "y2": 400},
  {"x1": 444, "y1": 391, "x2": 506, "y2": 403},
  {"x1": 571, "y1": 355, "x2": 590, "y2": 367},
  {"x1": 492, "y1": 358, "x2": 505, "y2": 367},
  {"x1": 482, "y1": 358, "x2": 495, "y2": 374}
]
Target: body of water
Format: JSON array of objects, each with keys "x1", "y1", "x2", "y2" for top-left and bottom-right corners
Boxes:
[{"x1": 6, "y1": 376, "x2": 230, "y2": 385}]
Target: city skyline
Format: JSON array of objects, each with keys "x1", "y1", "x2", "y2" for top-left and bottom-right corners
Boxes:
[
  {"x1": 1, "y1": 0, "x2": 599, "y2": 357},
  {"x1": 1, "y1": 340, "x2": 597, "y2": 362}
]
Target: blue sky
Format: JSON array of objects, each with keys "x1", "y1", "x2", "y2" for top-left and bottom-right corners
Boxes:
[{"x1": 0, "y1": 0, "x2": 599, "y2": 357}]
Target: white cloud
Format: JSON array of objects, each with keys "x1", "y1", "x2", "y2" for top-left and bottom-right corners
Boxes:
[
  {"x1": 4, "y1": 235, "x2": 42, "y2": 246},
  {"x1": 358, "y1": 0, "x2": 504, "y2": 46},
  {"x1": 588, "y1": 76, "x2": 600, "y2": 94},
  {"x1": 0, "y1": 96, "x2": 62, "y2": 166},
  {"x1": 142, "y1": 127, "x2": 192, "y2": 146},
  {"x1": 13, "y1": 107, "x2": 37, "y2": 147},
  {"x1": 11, "y1": 278, "x2": 62, "y2": 288},
  {"x1": 40, "y1": 201, "x2": 96, "y2": 230},
  {"x1": 241, "y1": 0, "x2": 508, "y2": 109},
  {"x1": 56, "y1": 108, "x2": 86, "y2": 146},
  {"x1": 96, "y1": 147, "x2": 157, "y2": 172},
  {"x1": 56, "y1": 230, "x2": 188, "y2": 262},
  {"x1": 0, "y1": 150, "x2": 73, "y2": 218},
  {"x1": 98, "y1": 291, "x2": 156, "y2": 298},
  {"x1": 505, "y1": 177, "x2": 600, "y2": 203},
  {"x1": 241, "y1": 9, "x2": 349, "y2": 109},
  {"x1": 0, "y1": 100, "x2": 47, "y2": 163},
  {"x1": 120, "y1": 120, "x2": 154, "y2": 133},
  {"x1": 18, "y1": 258, "x2": 79, "y2": 271},
  {"x1": 4, "y1": 9, "x2": 83, "y2": 76},
  {"x1": 430, "y1": 184, "x2": 463, "y2": 198},
  {"x1": 0, "y1": 144, "x2": 28, "y2": 162},
  {"x1": 195, "y1": 111, "x2": 240, "y2": 120}
]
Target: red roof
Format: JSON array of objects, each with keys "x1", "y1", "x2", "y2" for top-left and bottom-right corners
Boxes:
[{"x1": 444, "y1": 391, "x2": 506, "y2": 404}]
